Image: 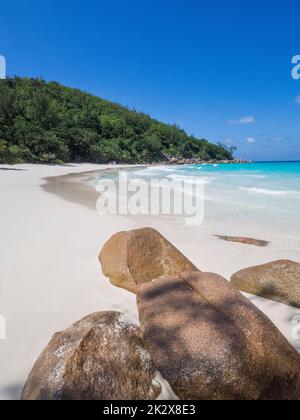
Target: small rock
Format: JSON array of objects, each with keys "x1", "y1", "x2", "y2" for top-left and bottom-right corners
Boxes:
[
  {"x1": 215, "y1": 235, "x2": 269, "y2": 247},
  {"x1": 231, "y1": 259, "x2": 300, "y2": 308},
  {"x1": 137, "y1": 272, "x2": 300, "y2": 400},
  {"x1": 99, "y1": 228, "x2": 198, "y2": 293},
  {"x1": 21, "y1": 312, "x2": 161, "y2": 400}
]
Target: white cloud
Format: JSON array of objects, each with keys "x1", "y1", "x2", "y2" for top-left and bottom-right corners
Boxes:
[
  {"x1": 229, "y1": 116, "x2": 255, "y2": 125},
  {"x1": 246, "y1": 137, "x2": 256, "y2": 144},
  {"x1": 295, "y1": 95, "x2": 300, "y2": 104}
]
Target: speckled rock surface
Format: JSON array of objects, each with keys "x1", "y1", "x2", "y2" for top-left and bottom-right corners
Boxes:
[
  {"x1": 21, "y1": 312, "x2": 161, "y2": 400},
  {"x1": 99, "y1": 228, "x2": 198, "y2": 293},
  {"x1": 137, "y1": 272, "x2": 300, "y2": 400},
  {"x1": 231, "y1": 259, "x2": 300, "y2": 308}
]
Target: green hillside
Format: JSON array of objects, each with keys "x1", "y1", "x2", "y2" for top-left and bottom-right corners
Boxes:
[{"x1": 0, "y1": 77, "x2": 235, "y2": 164}]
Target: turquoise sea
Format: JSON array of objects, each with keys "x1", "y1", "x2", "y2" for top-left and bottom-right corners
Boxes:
[{"x1": 127, "y1": 161, "x2": 300, "y2": 248}]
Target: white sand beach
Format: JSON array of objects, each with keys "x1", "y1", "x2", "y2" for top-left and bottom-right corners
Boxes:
[{"x1": 0, "y1": 164, "x2": 300, "y2": 400}]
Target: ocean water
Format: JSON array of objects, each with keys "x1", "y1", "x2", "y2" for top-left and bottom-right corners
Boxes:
[
  {"x1": 91, "y1": 162, "x2": 300, "y2": 247},
  {"x1": 126, "y1": 162, "x2": 300, "y2": 247}
]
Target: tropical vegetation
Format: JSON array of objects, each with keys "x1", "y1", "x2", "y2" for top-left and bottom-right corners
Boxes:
[{"x1": 0, "y1": 77, "x2": 235, "y2": 164}]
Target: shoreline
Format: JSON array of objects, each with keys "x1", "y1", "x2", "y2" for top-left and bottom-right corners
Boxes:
[
  {"x1": 41, "y1": 165, "x2": 145, "y2": 210},
  {"x1": 0, "y1": 163, "x2": 299, "y2": 400}
]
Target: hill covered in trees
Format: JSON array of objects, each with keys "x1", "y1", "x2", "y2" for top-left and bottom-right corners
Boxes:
[{"x1": 0, "y1": 78, "x2": 235, "y2": 164}]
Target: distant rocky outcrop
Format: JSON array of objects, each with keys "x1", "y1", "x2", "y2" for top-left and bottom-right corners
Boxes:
[
  {"x1": 21, "y1": 312, "x2": 161, "y2": 400},
  {"x1": 99, "y1": 228, "x2": 198, "y2": 294},
  {"x1": 137, "y1": 272, "x2": 300, "y2": 400},
  {"x1": 215, "y1": 235, "x2": 269, "y2": 247},
  {"x1": 231, "y1": 259, "x2": 300, "y2": 308},
  {"x1": 159, "y1": 155, "x2": 251, "y2": 166}
]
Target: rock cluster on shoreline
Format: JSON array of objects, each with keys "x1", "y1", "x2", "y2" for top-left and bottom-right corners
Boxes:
[
  {"x1": 109, "y1": 157, "x2": 252, "y2": 166},
  {"x1": 22, "y1": 228, "x2": 300, "y2": 400},
  {"x1": 151, "y1": 157, "x2": 252, "y2": 166}
]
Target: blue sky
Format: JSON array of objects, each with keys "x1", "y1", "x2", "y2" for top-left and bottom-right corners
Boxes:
[{"x1": 1, "y1": 0, "x2": 300, "y2": 160}]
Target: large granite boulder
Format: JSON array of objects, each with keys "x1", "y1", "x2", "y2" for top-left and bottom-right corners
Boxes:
[
  {"x1": 137, "y1": 272, "x2": 300, "y2": 400},
  {"x1": 21, "y1": 312, "x2": 161, "y2": 400},
  {"x1": 99, "y1": 228, "x2": 198, "y2": 293},
  {"x1": 231, "y1": 260, "x2": 300, "y2": 308}
]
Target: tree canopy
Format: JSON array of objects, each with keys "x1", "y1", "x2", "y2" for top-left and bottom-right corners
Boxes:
[{"x1": 0, "y1": 77, "x2": 235, "y2": 164}]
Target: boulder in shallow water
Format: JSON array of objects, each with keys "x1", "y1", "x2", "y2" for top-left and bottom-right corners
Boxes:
[
  {"x1": 21, "y1": 312, "x2": 161, "y2": 400},
  {"x1": 231, "y1": 259, "x2": 300, "y2": 308},
  {"x1": 137, "y1": 271, "x2": 300, "y2": 400},
  {"x1": 99, "y1": 227, "x2": 198, "y2": 293}
]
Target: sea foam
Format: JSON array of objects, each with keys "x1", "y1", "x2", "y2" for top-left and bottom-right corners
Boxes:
[{"x1": 239, "y1": 187, "x2": 300, "y2": 196}]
